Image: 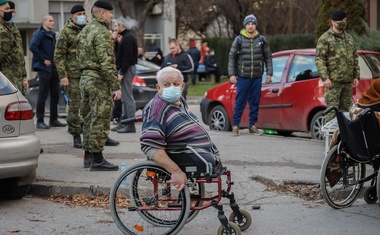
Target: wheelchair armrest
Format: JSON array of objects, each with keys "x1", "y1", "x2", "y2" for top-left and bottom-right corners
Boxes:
[
  {"x1": 323, "y1": 106, "x2": 336, "y2": 116},
  {"x1": 166, "y1": 143, "x2": 187, "y2": 150}
]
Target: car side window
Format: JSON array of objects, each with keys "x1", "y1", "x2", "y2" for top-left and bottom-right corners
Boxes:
[
  {"x1": 359, "y1": 54, "x2": 380, "y2": 79},
  {"x1": 288, "y1": 55, "x2": 319, "y2": 82},
  {"x1": 262, "y1": 55, "x2": 289, "y2": 84}
]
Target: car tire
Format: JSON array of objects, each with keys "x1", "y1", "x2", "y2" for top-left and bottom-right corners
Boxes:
[
  {"x1": 0, "y1": 179, "x2": 31, "y2": 199},
  {"x1": 310, "y1": 110, "x2": 325, "y2": 140},
  {"x1": 208, "y1": 105, "x2": 232, "y2": 131}
]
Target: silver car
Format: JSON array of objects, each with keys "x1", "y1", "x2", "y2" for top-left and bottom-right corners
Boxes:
[{"x1": 0, "y1": 72, "x2": 40, "y2": 199}]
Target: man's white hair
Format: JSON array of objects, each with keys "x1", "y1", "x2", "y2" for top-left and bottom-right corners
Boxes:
[
  {"x1": 156, "y1": 67, "x2": 184, "y2": 83},
  {"x1": 112, "y1": 16, "x2": 138, "y2": 29}
]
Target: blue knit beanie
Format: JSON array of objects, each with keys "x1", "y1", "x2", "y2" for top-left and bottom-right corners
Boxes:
[{"x1": 243, "y1": 14, "x2": 258, "y2": 27}]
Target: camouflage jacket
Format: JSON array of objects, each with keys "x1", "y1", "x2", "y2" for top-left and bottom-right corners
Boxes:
[
  {"x1": 316, "y1": 28, "x2": 360, "y2": 83},
  {"x1": 55, "y1": 18, "x2": 85, "y2": 80},
  {"x1": 0, "y1": 19, "x2": 27, "y2": 83},
  {"x1": 77, "y1": 16, "x2": 119, "y2": 91},
  {"x1": 228, "y1": 29, "x2": 272, "y2": 78}
]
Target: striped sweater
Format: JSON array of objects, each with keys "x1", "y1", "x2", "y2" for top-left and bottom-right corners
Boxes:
[{"x1": 140, "y1": 93, "x2": 219, "y2": 159}]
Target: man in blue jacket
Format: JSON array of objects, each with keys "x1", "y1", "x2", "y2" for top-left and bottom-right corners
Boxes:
[{"x1": 30, "y1": 15, "x2": 66, "y2": 129}]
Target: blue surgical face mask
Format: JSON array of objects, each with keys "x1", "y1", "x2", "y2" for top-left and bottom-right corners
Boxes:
[
  {"x1": 161, "y1": 86, "x2": 182, "y2": 103},
  {"x1": 76, "y1": 15, "x2": 86, "y2": 25},
  {"x1": 5, "y1": 14, "x2": 15, "y2": 23}
]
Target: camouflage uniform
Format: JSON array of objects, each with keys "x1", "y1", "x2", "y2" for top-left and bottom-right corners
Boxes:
[
  {"x1": 77, "y1": 15, "x2": 119, "y2": 153},
  {"x1": 316, "y1": 27, "x2": 360, "y2": 122},
  {"x1": 0, "y1": 19, "x2": 27, "y2": 95},
  {"x1": 54, "y1": 18, "x2": 85, "y2": 137}
]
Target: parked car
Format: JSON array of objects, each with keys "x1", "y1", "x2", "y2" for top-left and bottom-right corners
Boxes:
[
  {"x1": 200, "y1": 49, "x2": 380, "y2": 140},
  {"x1": 27, "y1": 59, "x2": 160, "y2": 113},
  {"x1": 0, "y1": 72, "x2": 40, "y2": 199}
]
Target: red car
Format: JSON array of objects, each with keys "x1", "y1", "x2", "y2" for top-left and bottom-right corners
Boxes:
[{"x1": 200, "y1": 49, "x2": 380, "y2": 140}]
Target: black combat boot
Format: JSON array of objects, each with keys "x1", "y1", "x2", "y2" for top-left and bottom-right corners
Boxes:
[
  {"x1": 83, "y1": 151, "x2": 93, "y2": 168},
  {"x1": 73, "y1": 135, "x2": 82, "y2": 149},
  {"x1": 105, "y1": 136, "x2": 120, "y2": 146},
  {"x1": 90, "y1": 152, "x2": 119, "y2": 171}
]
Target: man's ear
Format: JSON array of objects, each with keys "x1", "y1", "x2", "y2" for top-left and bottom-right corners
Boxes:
[{"x1": 156, "y1": 83, "x2": 161, "y2": 92}]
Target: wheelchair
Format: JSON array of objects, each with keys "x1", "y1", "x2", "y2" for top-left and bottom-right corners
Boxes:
[
  {"x1": 320, "y1": 106, "x2": 380, "y2": 209},
  {"x1": 109, "y1": 118, "x2": 252, "y2": 234}
]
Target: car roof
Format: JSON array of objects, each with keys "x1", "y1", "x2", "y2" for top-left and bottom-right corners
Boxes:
[{"x1": 272, "y1": 48, "x2": 380, "y2": 57}]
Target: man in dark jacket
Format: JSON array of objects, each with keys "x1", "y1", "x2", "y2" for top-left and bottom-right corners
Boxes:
[
  {"x1": 228, "y1": 14, "x2": 273, "y2": 136},
  {"x1": 30, "y1": 15, "x2": 67, "y2": 129},
  {"x1": 187, "y1": 40, "x2": 200, "y2": 85},
  {"x1": 161, "y1": 38, "x2": 194, "y2": 100},
  {"x1": 112, "y1": 16, "x2": 138, "y2": 133}
]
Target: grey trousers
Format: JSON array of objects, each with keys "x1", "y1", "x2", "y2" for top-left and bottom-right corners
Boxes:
[{"x1": 120, "y1": 66, "x2": 136, "y2": 120}]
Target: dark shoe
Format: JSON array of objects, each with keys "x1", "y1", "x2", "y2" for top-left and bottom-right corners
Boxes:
[
  {"x1": 36, "y1": 122, "x2": 50, "y2": 129},
  {"x1": 105, "y1": 136, "x2": 120, "y2": 146},
  {"x1": 49, "y1": 120, "x2": 67, "y2": 127},
  {"x1": 83, "y1": 151, "x2": 93, "y2": 168},
  {"x1": 73, "y1": 135, "x2": 82, "y2": 149},
  {"x1": 117, "y1": 125, "x2": 136, "y2": 133},
  {"x1": 90, "y1": 159, "x2": 119, "y2": 171},
  {"x1": 111, "y1": 124, "x2": 125, "y2": 132}
]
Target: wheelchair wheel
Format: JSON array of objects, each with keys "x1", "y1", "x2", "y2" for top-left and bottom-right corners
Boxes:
[
  {"x1": 377, "y1": 170, "x2": 380, "y2": 205},
  {"x1": 228, "y1": 209, "x2": 252, "y2": 231},
  {"x1": 109, "y1": 161, "x2": 190, "y2": 235},
  {"x1": 217, "y1": 221, "x2": 241, "y2": 235},
  {"x1": 320, "y1": 145, "x2": 366, "y2": 209},
  {"x1": 186, "y1": 182, "x2": 205, "y2": 223},
  {"x1": 364, "y1": 186, "x2": 377, "y2": 204}
]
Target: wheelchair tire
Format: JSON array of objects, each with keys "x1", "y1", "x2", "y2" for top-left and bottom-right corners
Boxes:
[
  {"x1": 363, "y1": 186, "x2": 377, "y2": 204},
  {"x1": 228, "y1": 209, "x2": 252, "y2": 231},
  {"x1": 186, "y1": 183, "x2": 205, "y2": 223},
  {"x1": 377, "y1": 170, "x2": 380, "y2": 205},
  {"x1": 109, "y1": 161, "x2": 190, "y2": 235},
  {"x1": 217, "y1": 221, "x2": 241, "y2": 235},
  {"x1": 320, "y1": 145, "x2": 366, "y2": 209}
]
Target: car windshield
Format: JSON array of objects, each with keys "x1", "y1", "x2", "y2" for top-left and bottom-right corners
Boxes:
[
  {"x1": 0, "y1": 72, "x2": 17, "y2": 95},
  {"x1": 360, "y1": 53, "x2": 380, "y2": 79}
]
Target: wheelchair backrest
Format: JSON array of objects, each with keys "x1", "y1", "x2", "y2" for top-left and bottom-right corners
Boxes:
[{"x1": 336, "y1": 108, "x2": 380, "y2": 162}]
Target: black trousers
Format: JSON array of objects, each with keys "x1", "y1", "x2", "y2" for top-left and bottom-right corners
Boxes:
[{"x1": 36, "y1": 68, "x2": 60, "y2": 123}]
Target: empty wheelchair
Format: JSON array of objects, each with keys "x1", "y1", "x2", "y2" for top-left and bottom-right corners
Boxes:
[
  {"x1": 109, "y1": 143, "x2": 252, "y2": 235},
  {"x1": 320, "y1": 106, "x2": 380, "y2": 209}
]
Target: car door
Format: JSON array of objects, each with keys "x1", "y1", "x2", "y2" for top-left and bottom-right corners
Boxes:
[{"x1": 256, "y1": 55, "x2": 290, "y2": 128}]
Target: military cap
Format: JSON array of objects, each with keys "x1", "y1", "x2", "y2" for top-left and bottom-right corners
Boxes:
[
  {"x1": 0, "y1": 0, "x2": 8, "y2": 6},
  {"x1": 70, "y1": 5, "x2": 85, "y2": 14},
  {"x1": 8, "y1": 0, "x2": 14, "y2": 9},
  {"x1": 331, "y1": 10, "x2": 347, "y2": 21},
  {"x1": 93, "y1": 1, "x2": 113, "y2": 10}
]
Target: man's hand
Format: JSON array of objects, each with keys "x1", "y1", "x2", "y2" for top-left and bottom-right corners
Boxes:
[
  {"x1": 118, "y1": 74, "x2": 123, "y2": 81},
  {"x1": 114, "y1": 89, "x2": 122, "y2": 100},
  {"x1": 22, "y1": 78, "x2": 29, "y2": 91},
  {"x1": 323, "y1": 78, "x2": 332, "y2": 88},
  {"x1": 169, "y1": 64, "x2": 178, "y2": 69},
  {"x1": 352, "y1": 78, "x2": 359, "y2": 87},
  {"x1": 266, "y1": 75, "x2": 272, "y2": 84},
  {"x1": 170, "y1": 169, "x2": 188, "y2": 191},
  {"x1": 44, "y1": 60, "x2": 52, "y2": 67},
  {"x1": 60, "y1": 77, "x2": 69, "y2": 86},
  {"x1": 229, "y1": 75, "x2": 237, "y2": 84}
]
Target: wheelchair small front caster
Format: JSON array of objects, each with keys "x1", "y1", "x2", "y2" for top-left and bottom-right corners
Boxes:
[
  {"x1": 228, "y1": 209, "x2": 252, "y2": 231},
  {"x1": 364, "y1": 185, "x2": 377, "y2": 204},
  {"x1": 217, "y1": 221, "x2": 241, "y2": 235}
]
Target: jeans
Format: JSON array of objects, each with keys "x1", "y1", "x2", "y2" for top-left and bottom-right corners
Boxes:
[{"x1": 36, "y1": 68, "x2": 60, "y2": 123}]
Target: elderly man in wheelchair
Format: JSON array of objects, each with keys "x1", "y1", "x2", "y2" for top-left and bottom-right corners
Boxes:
[{"x1": 110, "y1": 67, "x2": 251, "y2": 235}]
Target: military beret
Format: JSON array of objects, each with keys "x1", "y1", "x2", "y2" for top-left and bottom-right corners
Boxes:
[
  {"x1": 70, "y1": 5, "x2": 85, "y2": 14},
  {"x1": 93, "y1": 1, "x2": 113, "y2": 10},
  {"x1": 331, "y1": 10, "x2": 347, "y2": 21},
  {"x1": 0, "y1": 0, "x2": 8, "y2": 6},
  {"x1": 8, "y1": 0, "x2": 14, "y2": 9}
]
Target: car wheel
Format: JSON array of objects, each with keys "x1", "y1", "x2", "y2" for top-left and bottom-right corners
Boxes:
[
  {"x1": 310, "y1": 110, "x2": 325, "y2": 140},
  {"x1": 208, "y1": 105, "x2": 232, "y2": 131},
  {"x1": 0, "y1": 179, "x2": 30, "y2": 199}
]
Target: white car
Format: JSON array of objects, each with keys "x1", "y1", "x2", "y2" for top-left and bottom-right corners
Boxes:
[{"x1": 0, "y1": 72, "x2": 40, "y2": 199}]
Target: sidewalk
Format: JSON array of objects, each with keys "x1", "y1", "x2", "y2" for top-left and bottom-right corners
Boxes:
[{"x1": 29, "y1": 103, "x2": 325, "y2": 197}]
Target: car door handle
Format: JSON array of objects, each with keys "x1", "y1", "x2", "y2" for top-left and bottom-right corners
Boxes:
[{"x1": 272, "y1": 88, "x2": 279, "y2": 93}]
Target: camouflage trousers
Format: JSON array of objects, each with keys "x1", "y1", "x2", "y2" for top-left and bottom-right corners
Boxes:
[
  {"x1": 80, "y1": 76, "x2": 113, "y2": 153},
  {"x1": 324, "y1": 82, "x2": 352, "y2": 122},
  {"x1": 64, "y1": 78, "x2": 82, "y2": 136}
]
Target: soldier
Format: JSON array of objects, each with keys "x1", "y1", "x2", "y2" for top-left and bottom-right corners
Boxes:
[
  {"x1": 77, "y1": 0, "x2": 121, "y2": 171},
  {"x1": 316, "y1": 10, "x2": 360, "y2": 122},
  {"x1": 0, "y1": 0, "x2": 28, "y2": 96}
]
